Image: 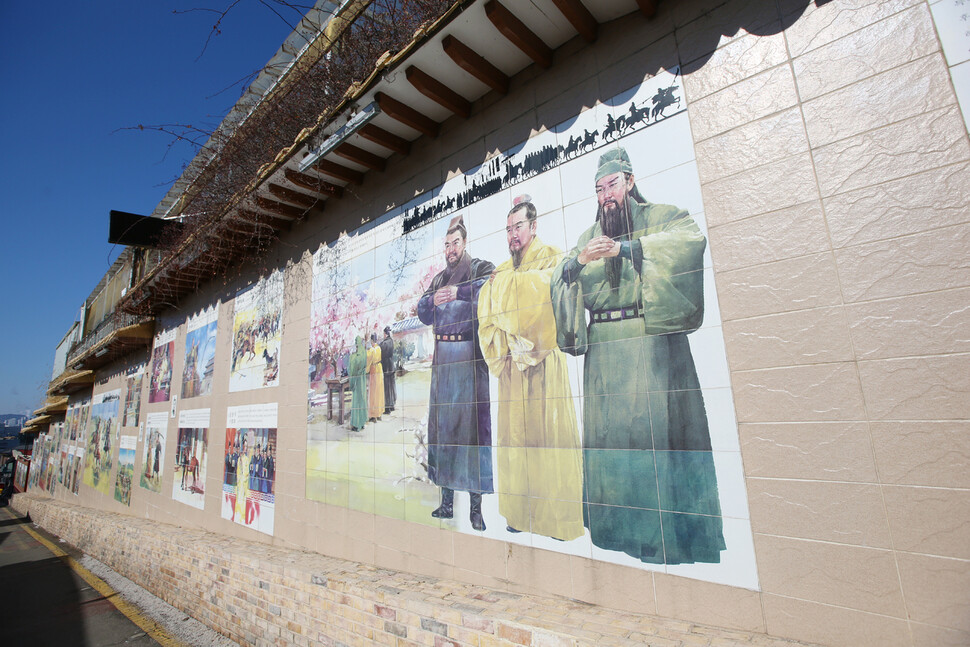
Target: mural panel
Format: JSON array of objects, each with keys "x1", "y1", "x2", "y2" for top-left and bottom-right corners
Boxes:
[
  {"x1": 140, "y1": 411, "x2": 168, "y2": 493},
  {"x1": 172, "y1": 408, "x2": 209, "y2": 510},
  {"x1": 114, "y1": 434, "x2": 136, "y2": 505},
  {"x1": 83, "y1": 389, "x2": 121, "y2": 495},
  {"x1": 149, "y1": 328, "x2": 176, "y2": 403},
  {"x1": 124, "y1": 369, "x2": 144, "y2": 427},
  {"x1": 182, "y1": 307, "x2": 218, "y2": 399},
  {"x1": 230, "y1": 271, "x2": 283, "y2": 392},
  {"x1": 222, "y1": 402, "x2": 277, "y2": 535},
  {"x1": 305, "y1": 71, "x2": 754, "y2": 587}
]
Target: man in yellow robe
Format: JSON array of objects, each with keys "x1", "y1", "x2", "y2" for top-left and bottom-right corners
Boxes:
[
  {"x1": 366, "y1": 333, "x2": 385, "y2": 421},
  {"x1": 478, "y1": 196, "x2": 584, "y2": 541}
]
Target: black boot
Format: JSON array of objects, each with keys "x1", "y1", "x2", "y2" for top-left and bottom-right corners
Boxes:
[
  {"x1": 469, "y1": 492, "x2": 485, "y2": 531},
  {"x1": 431, "y1": 487, "x2": 454, "y2": 518}
]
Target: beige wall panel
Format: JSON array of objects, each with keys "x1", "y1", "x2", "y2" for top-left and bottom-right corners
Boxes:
[
  {"x1": 739, "y1": 421, "x2": 878, "y2": 482},
  {"x1": 762, "y1": 593, "x2": 910, "y2": 647},
  {"x1": 722, "y1": 306, "x2": 854, "y2": 371},
  {"x1": 910, "y1": 622, "x2": 970, "y2": 647},
  {"x1": 791, "y1": 3, "x2": 938, "y2": 101},
  {"x1": 802, "y1": 54, "x2": 953, "y2": 148},
  {"x1": 822, "y1": 161, "x2": 970, "y2": 249},
  {"x1": 896, "y1": 552, "x2": 970, "y2": 632},
  {"x1": 715, "y1": 252, "x2": 842, "y2": 321},
  {"x1": 693, "y1": 107, "x2": 808, "y2": 183},
  {"x1": 569, "y1": 556, "x2": 657, "y2": 617},
  {"x1": 732, "y1": 362, "x2": 866, "y2": 423},
  {"x1": 673, "y1": 0, "x2": 782, "y2": 56},
  {"x1": 754, "y1": 534, "x2": 904, "y2": 616},
  {"x1": 506, "y1": 543, "x2": 574, "y2": 599},
  {"x1": 701, "y1": 154, "x2": 819, "y2": 228},
  {"x1": 834, "y1": 223, "x2": 970, "y2": 303},
  {"x1": 812, "y1": 105, "x2": 970, "y2": 199},
  {"x1": 845, "y1": 287, "x2": 970, "y2": 361},
  {"x1": 782, "y1": 0, "x2": 925, "y2": 59},
  {"x1": 682, "y1": 31, "x2": 788, "y2": 102},
  {"x1": 653, "y1": 572, "x2": 764, "y2": 632},
  {"x1": 883, "y1": 485, "x2": 970, "y2": 560},
  {"x1": 870, "y1": 420, "x2": 970, "y2": 488},
  {"x1": 707, "y1": 201, "x2": 829, "y2": 273},
  {"x1": 688, "y1": 64, "x2": 797, "y2": 143},
  {"x1": 857, "y1": 353, "x2": 970, "y2": 420},
  {"x1": 747, "y1": 479, "x2": 891, "y2": 547}
]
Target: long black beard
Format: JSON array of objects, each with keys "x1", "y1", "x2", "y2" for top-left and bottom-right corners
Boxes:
[{"x1": 598, "y1": 198, "x2": 632, "y2": 289}]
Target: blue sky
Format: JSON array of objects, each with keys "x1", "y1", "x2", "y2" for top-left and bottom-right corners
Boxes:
[{"x1": 0, "y1": 2, "x2": 308, "y2": 415}]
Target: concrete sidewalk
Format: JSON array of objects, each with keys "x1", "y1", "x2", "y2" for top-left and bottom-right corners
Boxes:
[{"x1": 0, "y1": 505, "x2": 235, "y2": 647}]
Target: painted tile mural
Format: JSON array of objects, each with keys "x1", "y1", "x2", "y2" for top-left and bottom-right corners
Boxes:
[
  {"x1": 305, "y1": 70, "x2": 754, "y2": 587},
  {"x1": 230, "y1": 271, "x2": 283, "y2": 392},
  {"x1": 222, "y1": 402, "x2": 278, "y2": 536},
  {"x1": 114, "y1": 434, "x2": 136, "y2": 505},
  {"x1": 149, "y1": 328, "x2": 176, "y2": 403},
  {"x1": 140, "y1": 411, "x2": 168, "y2": 493},
  {"x1": 173, "y1": 408, "x2": 209, "y2": 510},
  {"x1": 83, "y1": 389, "x2": 121, "y2": 495},
  {"x1": 182, "y1": 306, "x2": 218, "y2": 399}
]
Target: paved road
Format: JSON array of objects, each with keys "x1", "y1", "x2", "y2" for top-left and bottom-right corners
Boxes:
[{"x1": 0, "y1": 506, "x2": 175, "y2": 646}]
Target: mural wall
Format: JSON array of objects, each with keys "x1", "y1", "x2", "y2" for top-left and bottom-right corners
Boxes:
[
  {"x1": 230, "y1": 271, "x2": 283, "y2": 392},
  {"x1": 83, "y1": 389, "x2": 120, "y2": 495},
  {"x1": 182, "y1": 307, "x2": 218, "y2": 399},
  {"x1": 140, "y1": 411, "x2": 168, "y2": 493},
  {"x1": 149, "y1": 329, "x2": 176, "y2": 403},
  {"x1": 173, "y1": 408, "x2": 209, "y2": 510},
  {"x1": 222, "y1": 402, "x2": 278, "y2": 536},
  {"x1": 306, "y1": 71, "x2": 755, "y2": 587}
]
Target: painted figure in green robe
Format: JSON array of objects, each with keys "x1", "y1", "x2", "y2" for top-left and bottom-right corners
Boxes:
[
  {"x1": 348, "y1": 336, "x2": 368, "y2": 431},
  {"x1": 550, "y1": 146, "x2": 725, "y2": 565}
]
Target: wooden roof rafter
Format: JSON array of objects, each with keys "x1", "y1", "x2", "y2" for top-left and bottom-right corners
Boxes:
[
  {"x1": 441, "y1": 34, "x2": 509, "y2": 94},
  {"x1": 405, "y1": 65, "x2": 472, "y2": 118},
  {"x1": 313, "y1": 159, "x2": 366, "y2": 185},
  {"x1": 357, "y1": 124, "x2": 410, "y2": 156},
  {"x1": 284, "y1": 169, "x2": 345, "y2": 198},
  {"x1": 484, "y1": 1, "x2": 553, "y2": 69},
  {"x1": 266, "y1": 183, "x2": 320, "y2": 209},
  {"x1": 375, "y1": 91, "x2": 440, "y2": 138},
  {"x1": 550, "y1": 0, "x2": 598, "y2": 42},
  {"x1": 334, "y1": 142, "x2": 386, "y2": 172}
]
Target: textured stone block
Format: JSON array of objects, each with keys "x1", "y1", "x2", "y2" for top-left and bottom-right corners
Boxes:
[
  {"x1": 715, "y1": 252, "x2": 842, "y2": 321},
  {"x1": 792, "y1": 3, "x2": 938, "y2": 100},
  {"x1": 684, "y1": 31, "x2": 789, "y2": 103},
  {"x1": 813, "y1": 105, "x2": 970, "y2": 198},
  {"x1": 883, "y1": 485, "x2": 970, "y2": 559},
  {"x1": 739, "y1": 421, "x2": 877, "y2": 482},
  {"x1": 708, "y1": 201, "x2": 829, "y2": 273},
  {"x1": 782, "y1": 0, "x2": 924, "y2": 58},
  {"x1": 869, "y1": 420, "x2": 970, "y2": 488},
  {"x1": 857, "y1": 353, "x2": 970, "y2": 420},
  {"x1": 754, "y1": 535, "x2": 905, "y2": 616},
  {"x1": 762, "y1": 594, "x2": 910, "y2": 647},
  {"x1": 802, "y1": 54, "x2": 953, "y2": 148},
  {"x1": 694, "y1": 107, "x2": 808, "y2": 184},
  {"x1": 746, "y1": 479, "x2": 891, "y2": 547},
  {"x1": 702, "y1": 154, "x2": 818, "y2": 228},
  {"x1": 689, "y1": 64, "x2": 797, "y2": 142},
  {"x1": 823, "y1": 160, "x2": 970, "y2": 248},
  {"x1": 834, "y1": 222, "x2": 970, "y2": 303},
  {"x1": 722, "y1": 306, "x2": 854, "y2": 371},
  {"x1": 845, "y1": 287, "x2": 970, "y2": 360},
  {"x1": 732, "y1": 362, "x2": 866, "y2": 423},
  {"x1": 897, "y1": 552, "x2": 970, "y2": 631},
  {"x1": 653, "y1": 574, "x2": 765, "y2": 633}
]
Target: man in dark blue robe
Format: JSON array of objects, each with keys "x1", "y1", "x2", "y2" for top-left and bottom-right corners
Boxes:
[{"x1": 417, "y1": 214, "x2": 494, "y2": 531}]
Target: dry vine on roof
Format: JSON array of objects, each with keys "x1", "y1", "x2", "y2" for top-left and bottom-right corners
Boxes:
[{"x1": 122, "y1": 0, "x2": 456, "y2": 316}]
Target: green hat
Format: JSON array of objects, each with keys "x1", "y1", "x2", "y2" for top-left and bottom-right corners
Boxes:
[{"x1": 595, "y1": 147, "x2": 633, "y2": 182}]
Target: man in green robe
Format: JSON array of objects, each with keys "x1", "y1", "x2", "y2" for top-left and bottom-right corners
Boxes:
[
  {"x1": 348, "y1": 336, "x2": 368, "y2": 431},
  {"x1": 550, "y1": 147, "x2": 724, "y2": 565}
]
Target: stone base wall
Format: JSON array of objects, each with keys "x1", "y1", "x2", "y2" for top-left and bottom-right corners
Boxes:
[{"x1": 13, "y1": 493, "x2": 817, "y2": 647}]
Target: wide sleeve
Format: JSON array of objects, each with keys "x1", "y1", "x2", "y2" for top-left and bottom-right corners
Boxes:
[
  {"x1": 476, "y1": 277, "x2": 511, "y2": 378},
  {"x1": 551, "y1": 251, "x2": 588, "y2": 356},
  {"x1": 636, "y1": 208, "x2": 707, "y2": 334}
]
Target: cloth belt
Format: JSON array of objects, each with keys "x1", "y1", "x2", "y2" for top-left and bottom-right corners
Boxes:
[
  {"x1": 435, "y1": 333, "x2": 471, "y2": 342},
  {"x1": 589, "y1": 302, "x2": 643, "y2": 324}
]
